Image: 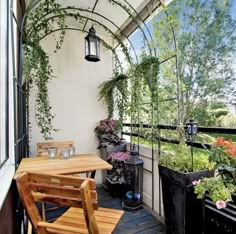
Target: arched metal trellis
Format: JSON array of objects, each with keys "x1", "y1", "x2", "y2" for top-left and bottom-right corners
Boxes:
[{"x1": 12, "y1": 0, "x2": 166, "y2": 232}]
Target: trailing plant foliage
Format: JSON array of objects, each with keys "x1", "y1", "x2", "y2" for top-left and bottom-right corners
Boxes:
[
  {"x1": 98, "y1": 73, "x2": 129, "y2": 121},
  {"x1": 138, "y1": 55, "x2": 159, "y2": 96},
  {"x1": 24, "y1": 43, "x2": 57, "y2": 139},
  {"x1": 24, "y1": 0, "x2": 74, "y2": 139},
  {"x1": 125, "y1": 55, "x2": 160, "y2": 139}
]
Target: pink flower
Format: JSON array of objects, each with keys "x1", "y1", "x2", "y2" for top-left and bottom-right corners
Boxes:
[
  {"x1": 107, "y1": 152, "x2": 129, "y2": 161},
  {"x1": 192, "y1": 179, "x2": 201, "y2": 186},
  {"x1": 215, "y1": 200, "x2": 226, "y2": 209}
]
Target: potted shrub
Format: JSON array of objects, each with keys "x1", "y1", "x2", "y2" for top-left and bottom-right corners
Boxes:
[
  {"x1": 159, "y1": 135, "x2": 214, "y2": 234},
  {"x1": 94, "y1": 118, "x2": 126, "y2": 152}
]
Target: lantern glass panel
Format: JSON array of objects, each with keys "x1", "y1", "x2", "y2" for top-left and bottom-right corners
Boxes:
[
  {"x1": 90, "y1": 38, "x2": 97, "y2": 56},
  {"x1": 187, "y1": 125, "x2": 192, "y2": 134},
  {"x1": 192, "y1": 124, "x2": 198, "y2": 135}
]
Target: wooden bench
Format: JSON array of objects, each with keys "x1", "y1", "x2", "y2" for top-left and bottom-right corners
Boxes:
[
  {"x1": 37, "y1": 141, "x2": 74, "y2": 157},
  {"x1": 16, "y1": 172, "x2": 124, "y2": 234}
]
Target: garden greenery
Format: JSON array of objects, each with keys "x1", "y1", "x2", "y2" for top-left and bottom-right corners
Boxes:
[{"x1": 159, "y1": 143, "x2": 214, "y2": 173}]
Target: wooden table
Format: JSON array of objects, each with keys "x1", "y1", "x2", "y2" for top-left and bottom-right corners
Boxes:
[{"x1": 14, "y1": 154, "x2": 112, "y2": 179}]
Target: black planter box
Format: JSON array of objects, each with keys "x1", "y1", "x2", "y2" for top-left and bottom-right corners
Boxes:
[
  {"x1": 159, "y1": 164, "x2": 214, "y2": 234},
  {"x1": 205, "y1": 193, "x2": 236, "y2": 234}
]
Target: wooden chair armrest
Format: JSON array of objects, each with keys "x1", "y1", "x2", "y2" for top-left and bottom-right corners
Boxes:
[{"x1": 37, "y1": 221, "x2": 88, "y2": 234}]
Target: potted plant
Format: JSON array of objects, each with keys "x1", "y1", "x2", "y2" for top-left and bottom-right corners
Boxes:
[
  {"x1": 193, "y1": 137, "x2": 236, "y2": 233},
  {"x1": 193, "y1": 137, "x2": 236, "y2": 207},
  {"x1": 158, "y1": 127, "x2": 214, "y2": 234},
  {"x1": 94, "y1": 119, "x2": 127, "y2": 185},
  {"x1": 105, "y1": 152, "x2": 129, "y2": 197}
]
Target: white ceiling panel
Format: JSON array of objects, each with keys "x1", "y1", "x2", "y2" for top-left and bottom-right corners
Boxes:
[
  {"x1": 25, "y1": 0, "x2": 172, "y2": 46},
  {"x1": 94, "y1": 0, "x2": 129, "y2": 29}
]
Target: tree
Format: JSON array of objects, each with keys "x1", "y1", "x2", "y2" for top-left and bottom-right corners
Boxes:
[{"x1": 153, "y1": 0, "x2": 236, "y2": 124}]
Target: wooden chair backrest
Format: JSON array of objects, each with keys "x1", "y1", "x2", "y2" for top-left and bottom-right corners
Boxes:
[
  {"x1": 37, "y1": 141, "x2": 74, "y2": 157},
  {"x1": 16, "y1": 172, "x2": 99, "y2": 234}
]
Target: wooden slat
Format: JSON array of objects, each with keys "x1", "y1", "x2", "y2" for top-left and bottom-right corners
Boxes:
[
  {"x1": 28, "y1": 172, "x2": 96, "y2": 189},
  {"x1": 54, "y1": 207, "x2": 124, "y2": 233},
  {"x1": 37, "y1": 141, "x2": 74, "y2": 157}
]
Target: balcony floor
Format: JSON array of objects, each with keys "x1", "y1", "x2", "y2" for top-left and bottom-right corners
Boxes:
[{"x1": 97, "y1": 186, "x2": 165, "y2": 234}]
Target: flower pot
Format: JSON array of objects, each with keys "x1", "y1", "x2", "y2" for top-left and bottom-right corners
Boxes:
[
  {"x1": 159, "y1": 164, "x2": 214, "y2": 234},
  {"x1": 205, "y1": 194, "x2": 236, "y2": 234}
]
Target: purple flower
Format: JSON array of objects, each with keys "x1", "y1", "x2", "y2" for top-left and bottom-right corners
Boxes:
[{"x1": 215, "y1": 200, "x2": 226, "y2": 209}]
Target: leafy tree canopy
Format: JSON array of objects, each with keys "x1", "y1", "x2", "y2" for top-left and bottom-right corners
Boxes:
[{"x1": 153, "y1": 0, "x2": 236, "y2": 123}]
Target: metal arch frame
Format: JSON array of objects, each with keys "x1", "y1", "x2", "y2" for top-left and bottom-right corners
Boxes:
[
  {"x1": 21, "y1": 0, "x2": 157, "y2": 65},
  {"x1": 122, "y1": 0, "x2": 158, "y2": 57},
  {"x1": 109, "y1": 0, "x2": 154, "y2": 57},
  {"x1": 25, "y1": 7, "x2": 139, "y2": 63},
  {"x1": 126, "y1": 0, "x2": 178, "y2": 212}
]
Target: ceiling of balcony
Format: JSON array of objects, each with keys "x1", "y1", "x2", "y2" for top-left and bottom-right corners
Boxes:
[{"x1": 25, "y1": 0, "x2": 172, "y2": 46}]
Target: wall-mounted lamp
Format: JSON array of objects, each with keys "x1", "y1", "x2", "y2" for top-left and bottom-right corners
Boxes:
[{"x1": 85, "y1": 26, "x2": 100, "y2": 62}]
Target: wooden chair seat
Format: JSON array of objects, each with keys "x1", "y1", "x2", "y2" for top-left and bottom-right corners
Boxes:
[
  {"x1": 16, "y1": 172, "x2": 124, "y2": 234},
  {"x1": 47, "y1": 207, "x2": 124, "y2": 234}
]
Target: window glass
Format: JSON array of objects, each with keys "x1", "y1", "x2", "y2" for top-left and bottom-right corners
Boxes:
[{"x1": 0, "y1": 0, "x2": 8, "y2": 167}]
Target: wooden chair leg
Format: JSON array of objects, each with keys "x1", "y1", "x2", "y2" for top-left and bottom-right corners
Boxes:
[
  {"x1": 42, "y1": 202, "x2": 46, "y2": 221},
  {"x1": 27, "y1": 221, "x2": 32, "y2": 234}
]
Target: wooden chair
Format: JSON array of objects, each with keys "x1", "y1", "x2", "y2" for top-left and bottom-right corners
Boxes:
[
  {"x1": 16, "y1": 172, "x2": 124, "y2": 234},
  {"x1": 37, "y1": 141, "x2": 74, "y2": 157}
]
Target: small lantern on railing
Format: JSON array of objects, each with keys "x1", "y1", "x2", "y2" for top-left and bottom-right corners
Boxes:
[
  {"x1": 85, "y1": 26, "x2": 100, "y2": 62},
  {"x1": 185, "y1": 119, "x2": 198, "y2": 171},
  {"x1": 123, "y1": 144, "x2": 144, "y2": 211},
  {"x1": 185, "y1": 119, "x2": 198, "y2": 141}
]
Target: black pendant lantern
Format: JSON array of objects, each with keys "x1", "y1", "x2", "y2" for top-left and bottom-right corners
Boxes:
[{"x1": 85, "y1": 26, "x2": 100, "y2": 62}]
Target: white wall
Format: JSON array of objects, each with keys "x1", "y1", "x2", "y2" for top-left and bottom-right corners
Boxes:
[
  {"x1": 29, "y1": 30, "x2": 113, "y2": 184},
  {"x1": 138, "y1": 145, "x2": 164, "y2": 216}
]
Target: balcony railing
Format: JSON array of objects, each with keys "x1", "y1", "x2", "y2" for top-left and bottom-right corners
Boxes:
[{"x1": 122, "y1": 123, "x2": 236, "y2": 234}]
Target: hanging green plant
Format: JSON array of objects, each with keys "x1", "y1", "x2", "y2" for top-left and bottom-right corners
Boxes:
[
  {"x1": 98, "y1": 73, "x2": 129, "y2": 121},
  {"x1": 138, "y1": 55, "x2": 160, "y2": 96},
  {"x1": 23, "y1": 0, "x2": 85, "y2": 139}
]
